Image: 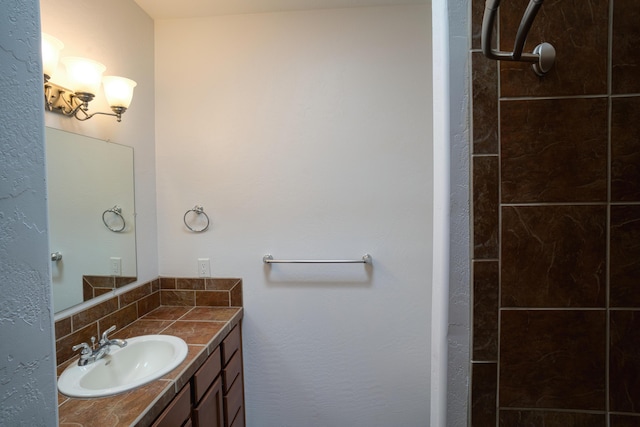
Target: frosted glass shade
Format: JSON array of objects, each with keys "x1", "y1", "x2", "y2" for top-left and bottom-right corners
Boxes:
[
  {"x1": 61, "y1": 57, "x2": 106, "y2": 95},
  {"x1": 102, "y1": 76, "x2": 137, "y2": 108},
  {"x1": 42, "y1": 33, "x2": 64, "y2": 79}
]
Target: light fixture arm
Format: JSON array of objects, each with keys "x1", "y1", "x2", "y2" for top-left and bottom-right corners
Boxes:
[{"x1": 44, "y1": 81, "x2": 126, "y2": 122}]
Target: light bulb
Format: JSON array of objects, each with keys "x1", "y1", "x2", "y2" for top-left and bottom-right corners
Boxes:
[
  {"x1": 41, "y1": 33, "x2": 64, "y2": 81},
  {"x1": 61, "y1": 57, "x2": 106, "y2": 95},
  {"x1": 102, "y1": 76, "x2": 137, "y2": 109}
]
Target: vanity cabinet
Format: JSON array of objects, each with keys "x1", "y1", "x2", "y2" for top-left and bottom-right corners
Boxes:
[
  {"x1": 152, "y1": 325, "x2": 245, "y2": 427},
  {"x1": 152, "y1": 383, "x2": 192, "y2": 427}
]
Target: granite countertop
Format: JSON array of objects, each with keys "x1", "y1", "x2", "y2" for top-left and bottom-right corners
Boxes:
[{"x1": 57, "y1": 306, "x2": 244, "y2": 427}]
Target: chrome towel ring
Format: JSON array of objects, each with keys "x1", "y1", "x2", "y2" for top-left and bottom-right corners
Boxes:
[
  {"x1": 102, "y1": 205, "x2": 126, "y2": 232},
  {"x1": 184, "y1": 205, "x2": 210, "y2": 232}
]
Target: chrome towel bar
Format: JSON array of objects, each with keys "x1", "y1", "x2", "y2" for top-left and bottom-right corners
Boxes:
[
  {"x1": 482, "y1": 0, "x2": 556, "y2": 76},
  {"x1": 263, "y1": 254, "x2": 372, "y2": 265}
]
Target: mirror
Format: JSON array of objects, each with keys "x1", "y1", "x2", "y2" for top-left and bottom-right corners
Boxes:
[{"x1": 46, "y1": 128, "x2": 137, "y2": 313}]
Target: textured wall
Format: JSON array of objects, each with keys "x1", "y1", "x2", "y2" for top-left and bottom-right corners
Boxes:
[
  {"x1": 155, "y1": 6, "x2": 433, "y2": 426},
  {"x1": 445, "y1": 0, "x2": 471, "y2": 425},
  {"x1": 0, "y1": 1, "x2": 58, "y2": 425},
  {"x1": 470, "y1": 0, "x2": 640, "y2": 424}
]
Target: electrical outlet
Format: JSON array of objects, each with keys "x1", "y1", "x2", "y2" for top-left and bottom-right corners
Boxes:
[
  {"x1": 198, "y1": 258, "x2": 210, "y2": 277},
  {"x1": 110, "y1": 257, "x2": 122, "y2": 276}
]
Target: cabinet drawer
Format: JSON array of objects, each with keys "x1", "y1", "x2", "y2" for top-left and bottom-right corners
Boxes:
[
  {"x1": 223, "y1": 350, "x2": 242, "y2": 393},
  {"x1": 193, "y1": 347, "x2": 221, "y2": 404},
  {"x1": 229, "y1": 406, "x2": 244, "y2": 427},
  {"x1": 152, "y1": 383, "x2": 191, "y2": 427},
  {"x1": 193, "y1": 375, "x2": 224, "y2": 427},
  {"x1": 223, "y1": 373, "x2": 243, "y2": 427},
  {"x1": 221, "y1": 326, "x2": 240, "y2": 366}
]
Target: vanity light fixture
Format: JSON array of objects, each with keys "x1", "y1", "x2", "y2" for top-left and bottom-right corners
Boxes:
[{"x1": 42, "y1": 33, "x2": 137, "y2": 122}]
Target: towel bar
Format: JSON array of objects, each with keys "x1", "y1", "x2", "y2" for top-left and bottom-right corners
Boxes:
[{"x1": 263, "y1": 254, "x2": 372, "y2": 265}]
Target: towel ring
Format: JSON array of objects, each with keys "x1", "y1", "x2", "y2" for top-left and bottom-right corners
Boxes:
[
  {"x1": 102, "y1": 205, "x2": 126, "y2": 232},
  {"x1": 184, "y1": 205, "x2": 210, "y2": 232}
]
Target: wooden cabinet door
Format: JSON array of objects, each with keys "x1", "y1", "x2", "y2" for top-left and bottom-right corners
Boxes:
[
  {"x1": 152, "y1": 384, "x2": 191, "y2": 427},
  {"x1": 193, "y1": 376, "x2": 224, "y2": 427}
]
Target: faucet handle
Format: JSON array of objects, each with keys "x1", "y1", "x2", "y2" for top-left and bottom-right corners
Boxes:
[
  {"x1": 72, "y1": 342, "x2": 92, "y2": 355},
  {"x1": 100, "y1": 325, "x2": 117, "y2": 344}
]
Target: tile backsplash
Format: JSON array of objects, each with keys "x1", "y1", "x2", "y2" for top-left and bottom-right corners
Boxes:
[{"x1": 54, "y1": 277, "x2": 242, "y2": 366}]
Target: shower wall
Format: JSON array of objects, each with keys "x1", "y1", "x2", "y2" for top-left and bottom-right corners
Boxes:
[{"x1": 470, "y1": 0, "x2": 640, "y2": 424}]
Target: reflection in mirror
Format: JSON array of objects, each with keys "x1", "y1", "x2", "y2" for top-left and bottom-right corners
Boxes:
[{"x1": 46, "y1": 128, "x2": 137, "y2": 313}]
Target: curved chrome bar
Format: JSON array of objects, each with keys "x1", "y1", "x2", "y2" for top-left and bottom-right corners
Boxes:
[
  {"x1": 184, "y1": 205, "x2": 210, "y2": 232},
  {"x1": 102, "y1": 205, "x2": 126, "y2": 232},
  {"x1": 481, "y1": 0, "x2": 555, "y2": 76}
]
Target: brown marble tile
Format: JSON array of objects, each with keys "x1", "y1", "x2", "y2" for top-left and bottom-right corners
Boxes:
[
  {"x1": 114, "y1": 276, "x2": 136, "y2": 289},
  {"x1": 93, "y1": 288, "x2": 111, "y2": 298},
  {"x1": 56, "y1": 323, "x2": 98, "y2": 366},
  {"x1": 196, "y1": 290, "x2": 230, "y2": 307},
  {"x1": 58, "y1": 379, "x2": 172, "y2": 427},
  {"x1": 499, "y1": 0, "x2": 608, "y2": 97},
  {"x1": 177, "y1": 277, "x2": 206, "y2": 290},
  {"x1": 151, "y1": 278, "x2": 160, "y2": 292},
  {"x1": 610, "y1": 310, "x2": 640, "y2": 413},
  {"x1": 137, "y1": 292, "x2": 161, "y2": 317},
  {"x1": 57, "y1": 392, "x2": 69, "y2": 407},
  {"x1": 611, "y1": 206, "x2": 640, "y2": 307},
  {"x1": 181, "y1": 307, "x2": 241, "y2": 322},
  {"x1": 612, "y1": 97, "x2": 640, "y2": 201},
  {"x1": 119, "y1": 282, "x2": 152, "y2": 306},
  {"x1": 82, "y1": 278, "x2": 92, "y2": 301},
  {"x1": 98, "y1": 303, "x2": 138, "y2": 334},
  {"x1": 611, "y1": 414, "x2": 640, "y2": 427},
  {"x1": 143, "y1": 306, "x2": 193, "y2": 320},
  {"x1": 55, "y1": 317, "x2": 71, "y2": 339},
  {"x1": 472, "y1": 0, "x2": 492, "y2": 51},
  {"x1": 499, "y1": 410, "x2": 605, "y2": 426},
  {"x1": 472, "y1": 53, "x2": 498, "y2": 155},
  {"x1": 162, "y1": 321, "x2": 225, "y2": 345},
  {"x1": 159, "y1": 277, "x2": 176, "y2": 289},
  {"x1": 499, "y1": 310, "x2": 606, "y2": 410},
  {"x1": 473, "y1": 155, "x2": 499, "y2": 259},
  {"x1": 501, "y1": 205, "x2": 606, "y2": 308},
  {"x1": 501, "y1": 98, "x2": 608, "y2": 203},
  {"x1": 111, "y1": 319, "x2": 175, "y2": 339},
  {"x1": 161, "y1": 290, "x2": 195, "y2": 306},
  {"x1": 471, "y1": 363, "x2": 497, "y2": 427},
  {"x1": 473, "y1": 261, "x2": 498, "y2": 360},
  {"x1": 83, "y1": 275, "x2": 115, "y2": 288},
  {"x1": 71, "y1": 297, "x2": 118, "y2": 331},
  {"x1": 612, "y1": 0, "x2": 640, "y2": 94},
  {"x1": 206, "y1": 278, "x2": 241, "y2": 291},
  {"x1": 230, "y1": 282, "x2": 243, "y2": 307}
]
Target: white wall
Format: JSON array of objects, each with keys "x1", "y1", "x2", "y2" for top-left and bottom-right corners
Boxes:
[
  {"x1": 155, "y1": 5, "x2": 433, "y2": 426},
  {"x1": 40, "y1": 0, "x2": 159, "y2": 313},
  {"x1": 0, "y1": 1, "x2": 58, "y2": 424}
]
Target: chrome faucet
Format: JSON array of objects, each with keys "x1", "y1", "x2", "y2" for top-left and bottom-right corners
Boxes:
[{"x1": 72, "y1": 325, "x2": 127, "y2": 366}]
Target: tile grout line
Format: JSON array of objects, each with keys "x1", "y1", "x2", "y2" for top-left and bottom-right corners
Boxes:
[{"x1": 605, "y1": 0, "x2": 615, "y2": 421}]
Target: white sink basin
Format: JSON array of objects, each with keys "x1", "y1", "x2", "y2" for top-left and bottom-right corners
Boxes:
[{"x1": 58, "y1": 335, "x2": 188, "y2": 398}]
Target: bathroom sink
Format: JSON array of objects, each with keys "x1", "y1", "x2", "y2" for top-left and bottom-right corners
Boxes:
[{"x1": 58, "y1": 335, "x2": 188, "y2": 398}]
